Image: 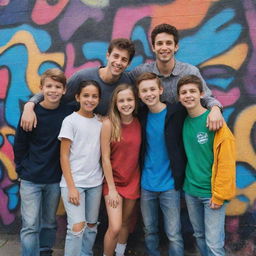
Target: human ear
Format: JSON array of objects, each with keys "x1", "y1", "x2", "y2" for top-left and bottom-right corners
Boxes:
[
  {"x1": 174, "y1": 43, "x2": 179, "y2": 53},
  {"x1": 75, "y1": 94, "x2": 80, "y2": 102},
  {"x1": 159, "y1": 86, "x2": 164, "y2": 95},
  {"x1": 200, "y1": 91, "x2": 205, "y2": 98}
]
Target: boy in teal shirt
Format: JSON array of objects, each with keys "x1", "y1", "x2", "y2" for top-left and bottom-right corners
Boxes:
[{"x1": 177, "y1": 75, "x2": 236, "y2": 256}]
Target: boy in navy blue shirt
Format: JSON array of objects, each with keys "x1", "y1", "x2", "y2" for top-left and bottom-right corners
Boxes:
[
  {"x1": 14, "y1": 68, "x2": 73, "y2": 256},
  {"x1": 137, "y1": 72, "x2": 187, "y2": 256}
]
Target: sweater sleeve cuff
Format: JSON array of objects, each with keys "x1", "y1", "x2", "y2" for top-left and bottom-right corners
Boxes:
[{"x1": 212, "y1": 196, "x2": 224, "y2": 205}]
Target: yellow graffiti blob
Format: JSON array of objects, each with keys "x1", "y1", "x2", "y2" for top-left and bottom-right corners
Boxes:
[
  {"x1": 226, "y1": 105, "x2": 256, "y2": 216},
  {"x1": 80, "y1": 0, "x2": 109, "y2": 8},
  {"x1": 234, "y1": 105, "x2": 256, "y2": 169},
  {"x1": 0, "y1": 30, "x2": 64, "y2": 94},
  {"x1": 200, "y1": 43, "x2": 248, "y2": 70},
  {"x1": 0, "y1": 126, "x2": 17, "y2": 180},
  {"x1": 57, "y1": 198, "x2": 66, "y2": 216},
  {"x1": 227, "y1": 182, "x2": 256, "y2": 216}
]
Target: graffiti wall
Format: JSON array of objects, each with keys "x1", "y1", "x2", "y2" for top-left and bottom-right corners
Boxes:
[{"x1": 0, "y1": 0, "x2": 255, "y2": 255}]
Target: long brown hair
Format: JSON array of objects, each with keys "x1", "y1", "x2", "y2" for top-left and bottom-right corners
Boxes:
[{"x1": 108, "y1": 84, "x2": 138, "y2": 142}]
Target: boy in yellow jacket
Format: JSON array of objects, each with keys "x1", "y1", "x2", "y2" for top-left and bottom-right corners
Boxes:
[{"x1": 177, "y1": 75, "x2": 236, "y2": 256}]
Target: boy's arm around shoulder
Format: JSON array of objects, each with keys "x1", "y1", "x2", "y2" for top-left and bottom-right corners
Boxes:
[{"x1": 211, "y1": 122, "x2": 236, "y2": 205}]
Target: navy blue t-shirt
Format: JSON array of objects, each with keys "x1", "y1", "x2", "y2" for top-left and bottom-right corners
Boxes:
[{"x1": 14, "y1": 103, "x2": 74, "y2": 184}]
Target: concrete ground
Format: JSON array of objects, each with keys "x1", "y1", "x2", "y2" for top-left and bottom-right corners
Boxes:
[
  {"x1": 0, "y1": 233, "x2": 201, "y2": 256},
  {"x1": 0, "y1": 234, "x2": 63, "y2": 256}
]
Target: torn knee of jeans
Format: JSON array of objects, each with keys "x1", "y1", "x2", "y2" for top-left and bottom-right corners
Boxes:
[
  {"x1": 87, "y1": 221, "x2": 99, "y2": 230},
  {"x1": 71, "y1": 221, "x2": 86, "y2": 235}
]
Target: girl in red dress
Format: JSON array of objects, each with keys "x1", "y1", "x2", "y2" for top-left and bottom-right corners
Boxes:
[{"x1": 101, "y1": 84, "x2": 141, "y2": 256}]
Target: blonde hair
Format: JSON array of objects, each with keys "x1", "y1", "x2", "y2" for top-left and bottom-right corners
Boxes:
[{"x1": 108, "y1": 84, "x2": 138, "y2": 142}]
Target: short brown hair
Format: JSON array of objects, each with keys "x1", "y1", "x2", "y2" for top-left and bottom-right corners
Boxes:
[
  {"x1": 108, "y1": 38, "x2": 135, "y2": 63},
  {"x1": 177, "y1": 75, "x2": 203, "y2": 94},
  {"x1": 136, "y1": 72, "x2": 162, "y2": 89},
  {"x1": 40, "y1": 68, "x2": 66, "y2": 88},
  {"x1": 151, "y1": 23, "x2": 179, "y2": 46}
]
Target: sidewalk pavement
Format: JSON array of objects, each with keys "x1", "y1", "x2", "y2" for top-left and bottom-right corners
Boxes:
[
  {"x1": 0, "y1": 233, "x2": 200, "y2": 256},
  {"x1": 0, "y1": 234, "x2": 64, "y2": 256}
]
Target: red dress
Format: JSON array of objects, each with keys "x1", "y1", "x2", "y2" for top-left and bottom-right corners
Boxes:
[{"x1": 103, "y1": 118, "x2": 141, "y2": 199}]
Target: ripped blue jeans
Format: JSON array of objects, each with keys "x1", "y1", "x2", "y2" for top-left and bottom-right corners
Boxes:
[{"x1": 61, "y1": 185, "x2": 102, "y2": 256}]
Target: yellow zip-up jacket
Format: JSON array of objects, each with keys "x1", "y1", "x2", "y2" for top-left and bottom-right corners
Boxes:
[{"x1": 211, "y1": 122, "x2": 236, "y2": 205}]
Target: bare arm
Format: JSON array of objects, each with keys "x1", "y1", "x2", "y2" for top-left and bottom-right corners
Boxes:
[
  {"x1": 60, "y1": 138, "x2": 80, "y2": 206},
  {"x1": 207, "y1": 106, "x2": 224, "y2": 131},
  {"x1": 100, "y1": 119, "x2": 119, "y2": 208},
  {"x1": 20, "y1": 93, "x2": 44, "y2": 131}
]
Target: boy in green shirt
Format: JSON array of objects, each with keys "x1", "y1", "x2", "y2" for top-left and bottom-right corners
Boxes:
[{"x1": 177, "y1": 75, "x2": 236, "y2": 256}]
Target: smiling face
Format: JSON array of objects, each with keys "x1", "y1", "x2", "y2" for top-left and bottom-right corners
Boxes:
[
  {"x1": 116, "y1": 88, "x2": 135, "y2": 118},
  {"x1": 40, "y1": 77, "x2": 66, "y2": 107},
  {"x1": 138, "y1": 78, "x2": 163, "y2": 108},
  {"x1": 75, "y1": 85, "x2": 100, "y2": 117},
  {"x1": 178, "y1": 83, "x2": 204, "y2": 111},
  {"x1": 106, "y1": 47, "x2": 130, "y2": 78},
  {"x1": 152, "y1": 32, "x2": 179, "y2": 64}
]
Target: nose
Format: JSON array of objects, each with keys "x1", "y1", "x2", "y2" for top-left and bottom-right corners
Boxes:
[
  {"x1": 145, "y1": 91, "x2": 152, "y2": 97},
  {"x1": 50, "y1": 87, "x2": 57, "y2": 92},
  {"x1": 88, "y1": 96, "x2": 95, "y2": 101},
  {"x1": 162, "y1": 43, "x2": 168, "y2": 50},
  {"x1": 116, "y1": 58, "x2": 122, "y2": 66}
]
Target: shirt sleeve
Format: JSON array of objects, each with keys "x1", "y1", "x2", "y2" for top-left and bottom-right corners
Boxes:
[
  {"x1": 212, "y1": 125, "x2": 236, "y2": 205},
  {"x1": 58, "y1": 116, "x2": 74, "y2": 142},
  {"x1": 13, "y1": 120, "x2": 31, "y2": 174},
  {"x1": 193, "y1": 68, "x2": 223, "y2": 109},
  {"x1": 127, "y1": 64, "x2": 145, "y2": 83},
  {"x1": 29, "y1": 93, "x2": 44, "y2": 104},
  {"x1": 64, "y1": 71, "x2": 83, "y2": 102}
]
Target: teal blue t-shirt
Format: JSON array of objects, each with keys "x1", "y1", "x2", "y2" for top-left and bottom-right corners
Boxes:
[
  {"x1": 183, "y1": 110, "x2": 215, "y2": 197},
  {"x1": 141, "y1": 107, "x2": 174, "y2": 191}
]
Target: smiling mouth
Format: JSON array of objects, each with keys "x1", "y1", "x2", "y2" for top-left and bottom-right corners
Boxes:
[
  {"x1": 184, "y1": 99, "x2": 194, "y2": 104},
  {"x1": 145, "y1": 96, "x2": 155, "y2": 102},
  {"x1": 48, "y1": 94, "x2": 60, "y2": 99},
  {"x1": 122, "y1": 106, "x2": 132, "y2": 111},
  {"x1": 160, "y1": 52, "x2": 170, "y2": 56},
  {"x1": 113, "y1": 65, "x2": 122, "y2": 72}
]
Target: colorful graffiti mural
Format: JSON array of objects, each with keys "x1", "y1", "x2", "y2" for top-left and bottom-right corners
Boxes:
[{"x1": 0, "y1": 0, "x2": 255, "y2": 255}]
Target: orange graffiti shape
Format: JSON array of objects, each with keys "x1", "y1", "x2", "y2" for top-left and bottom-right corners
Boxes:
[{"x1": 152, "y1": 0, "x2": 221, "y2": 31}]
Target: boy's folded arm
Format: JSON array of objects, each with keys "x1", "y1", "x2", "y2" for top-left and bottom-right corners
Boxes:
[{"x1": 212, "y1": 137, "x2": 236, "y2": 204}]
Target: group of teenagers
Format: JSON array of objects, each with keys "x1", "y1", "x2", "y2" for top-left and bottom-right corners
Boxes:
[{"x1": 14, "y1": 23, "x2": 236, "y2": 256}]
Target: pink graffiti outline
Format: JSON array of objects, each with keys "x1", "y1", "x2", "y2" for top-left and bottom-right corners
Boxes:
[
  {"x1": 112, "y1": 6, "x2": 153, "y2": 39},
  {"x1": 0, "y1": 68, "x2": 9, "y2": 99},
  {"x1": 65, "y1": 43, "x2": 100, "y2": 78},
  {"x1": 32, "y1": 0, "x2": 69, "y2": 25}
]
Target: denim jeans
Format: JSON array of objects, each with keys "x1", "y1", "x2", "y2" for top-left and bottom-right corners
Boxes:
[
  {"x1": 185, "y1": 193, "x2": 227, "y2": 256},
  {"x1": 61, "y1": 185, "x2": 102, "y2": 256},
  {"x1": 20, "y1": 179, "x2": 60, "y2": 256},
  {"x1": 140, "y1": 188, "x2": 184, "y2": 256}
]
